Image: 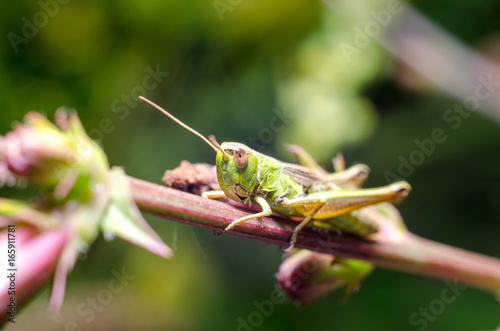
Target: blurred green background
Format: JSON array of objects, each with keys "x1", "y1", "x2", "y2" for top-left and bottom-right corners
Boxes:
[{"x1": 1, "y1": 0, "x2": 500, "y2": 330}]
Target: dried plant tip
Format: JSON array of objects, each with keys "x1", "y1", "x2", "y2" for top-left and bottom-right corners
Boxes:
[{"x1": 163, "y1": 160, "x2": 220, "y2": 195}]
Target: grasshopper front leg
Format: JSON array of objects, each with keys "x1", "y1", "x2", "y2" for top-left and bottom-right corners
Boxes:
[
  {"x1": 202, "y1": 191, "x2": 273, "y2": 233},
  {"x1": 204, "y1": 188, "x2": 331, "y2": 251},
  {"x1": 202, "y1": 190, "x2": 227, "y2": 199}
]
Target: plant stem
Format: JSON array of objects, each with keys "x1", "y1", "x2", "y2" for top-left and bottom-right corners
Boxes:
[{"x1": 129, "y1": 176, "x2": 500, "y2": 295}]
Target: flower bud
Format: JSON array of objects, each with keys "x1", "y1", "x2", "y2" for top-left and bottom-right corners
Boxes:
[
  {"x1": 0, "y1": 225, "x2": 70, "y2": 321},
  {"x1": 276, "y1": 250, "x2": 373, "y2": 304},
  {"x1": 1, "y1": 112, "x2": 75, "y2": 187}
]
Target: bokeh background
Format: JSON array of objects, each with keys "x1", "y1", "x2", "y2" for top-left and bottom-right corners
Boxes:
[{"x1": 1, "y1": 0, "x2": 500, "y2": 330}]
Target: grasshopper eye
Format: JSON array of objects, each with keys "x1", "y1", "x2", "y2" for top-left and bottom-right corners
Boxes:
[{"x1": 234, "y1": 148, "x2": 248, "y2": 169}]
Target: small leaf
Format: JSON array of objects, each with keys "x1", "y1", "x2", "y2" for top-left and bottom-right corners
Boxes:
[{"x1": 101, "y1": 167, "x2": 172, "y2": 258}]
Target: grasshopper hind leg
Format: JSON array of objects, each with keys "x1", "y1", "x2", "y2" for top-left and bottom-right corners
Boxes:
[
  {"x1": 285, "y1": 205, "x2": 322, "y2": 252},
  {"x1": 313, "y1": 211, "x2": 379, "y2": 236}
]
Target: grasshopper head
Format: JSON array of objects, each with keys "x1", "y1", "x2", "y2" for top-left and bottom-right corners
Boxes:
[{"x1": 215, "y1": 142, "x2": 258, "y2": 203}]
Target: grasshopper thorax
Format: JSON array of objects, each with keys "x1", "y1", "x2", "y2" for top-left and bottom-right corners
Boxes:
[{"x1": 216, "y1": 142, "x2": 259, "y2": 203}]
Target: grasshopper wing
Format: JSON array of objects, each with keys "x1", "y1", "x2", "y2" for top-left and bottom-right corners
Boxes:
[{"x1": 282, "y1": 162, "x2": 330, "y2": 187}]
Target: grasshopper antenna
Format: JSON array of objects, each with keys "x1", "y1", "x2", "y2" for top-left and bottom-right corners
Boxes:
[
  {"x1": 208, "y1": 135, "x2": 222, "y2": 150},
  {"x1": 139, "y1": 96, "x2": 230, "y2": 159}
]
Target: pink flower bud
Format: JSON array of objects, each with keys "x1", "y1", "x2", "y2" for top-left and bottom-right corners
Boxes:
[
  {"x1": 1, "y1": 112, "x2": 74, "y2": 187},
  {"x1": 276, "y1": 250, "x2": 373, "y2": 304},
  {"x1": 0, "y1": 226, "x2": 70, "y2": 322}
]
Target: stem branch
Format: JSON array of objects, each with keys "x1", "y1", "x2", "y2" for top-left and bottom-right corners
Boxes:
[{"x1": 129, "y1": 176, "x2": 500, "y2": 295}]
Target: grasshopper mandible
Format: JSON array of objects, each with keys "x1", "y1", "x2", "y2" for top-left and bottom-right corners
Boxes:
[{"x1": 140, "y1": 96, "x2": 411, "y2": 250}]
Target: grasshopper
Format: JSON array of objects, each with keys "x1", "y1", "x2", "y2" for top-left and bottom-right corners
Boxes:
[{"x1": 140, "y1": 96, "x2": 411, "y2": 250}]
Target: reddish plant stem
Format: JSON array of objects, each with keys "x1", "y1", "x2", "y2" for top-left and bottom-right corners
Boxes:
[{"x1": 129, "y1": 176, "x2": 500, "y2": 295}]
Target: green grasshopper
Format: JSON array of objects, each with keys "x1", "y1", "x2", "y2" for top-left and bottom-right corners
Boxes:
[{"x1": 140, "y1": 96, "x2": 411, "y2": 250}]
